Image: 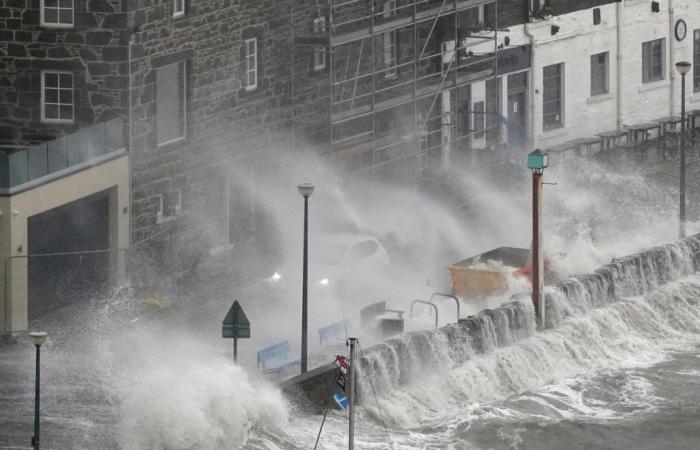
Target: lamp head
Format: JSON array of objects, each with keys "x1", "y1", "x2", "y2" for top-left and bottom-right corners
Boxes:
[
  {"x1": 29, "y1": 331, "x2": 48, "y2": 347},
  {"x1": 297, "y1": 183, "x2": 315, "y2": 198},
  {"x1": 676, "y1": 61, "x2": 692, "y2": 76},
  {"x1": 527, "y1": 149, "x2": 548, "y2": 172}
]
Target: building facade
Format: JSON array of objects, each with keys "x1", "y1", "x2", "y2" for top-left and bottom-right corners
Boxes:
[{"x1": 2, "y1": 0, "x2": 700, "y2": 333}]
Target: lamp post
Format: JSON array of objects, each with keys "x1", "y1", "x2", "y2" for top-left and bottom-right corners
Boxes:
[
  {"x1": 527, "y1": 150, "x2": 548, "y2": 330},
  {"x1": 29, "y1": 331, "x2": 47, "y2": 450},
  {"x1": 676, "y1": 61, "x2": 692, "y2": 238},
  {"x1": 298, "y1": 182, "x2": 315, "y2": 373}
]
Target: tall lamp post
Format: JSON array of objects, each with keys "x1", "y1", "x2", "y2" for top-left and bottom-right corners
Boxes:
[
  {"x1": 527, "y1": 150, "x2": 548, "y2": 330},
  {"x1": 29, "y1": 331, "x2": 48, "y2": 450},
  {"x1": 676, "y1": 61, "x2": 692, "y2": 238},
  {"x1": 298, "y1": 183, "x2": 315, "y2": 373}
]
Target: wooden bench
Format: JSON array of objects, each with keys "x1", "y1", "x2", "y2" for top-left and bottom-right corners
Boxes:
[{"x1": 257, "y1": 340, "x2": 300, "y2": 373}]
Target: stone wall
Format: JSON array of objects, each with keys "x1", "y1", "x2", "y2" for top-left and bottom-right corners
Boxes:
[
  {"x1": 0, "y1": 0, "x2": 128, "y2": 145},
  {"x1": 126, "y1": 0, "x2": 330, "y2": 286}
]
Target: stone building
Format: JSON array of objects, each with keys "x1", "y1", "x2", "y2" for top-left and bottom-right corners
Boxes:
[
  {"x1": 2, "y1": 0, "x2": 700, "y2": 333},
  {"x1": 0, "y1": 0, "x2": 130, "y2": 333}
]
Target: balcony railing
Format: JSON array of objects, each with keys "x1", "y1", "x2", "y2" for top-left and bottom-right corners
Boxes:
[{"x1": 0, "y1": 117, "x2": 126, "y2": 193}]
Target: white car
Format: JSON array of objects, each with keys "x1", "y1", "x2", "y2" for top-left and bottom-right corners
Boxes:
[{"x1": 269, "y1": 233, "x2": 390, "y2": 299}]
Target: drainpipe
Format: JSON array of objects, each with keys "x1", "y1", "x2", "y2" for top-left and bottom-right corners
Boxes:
[
  {"x1": 616, "y1": 1, "x2": 623, "y2": 130},
  {"x1": 127, "y1": 32, "x2": 135, "y2": 276},
  {"x1": 524, "y1": 4, "x2": 536, "y2": 148},
  {"x1": 668, "y1": 0, "x2": 675, "y2": 116}
]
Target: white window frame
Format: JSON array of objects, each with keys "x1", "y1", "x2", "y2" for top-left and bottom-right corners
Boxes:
[
  {"x1": 156, "y1": 189, "x2": 181, "y2": 223},
  {"x1": 383, "y1": 0, "x2": 397, "y2": 78},
  {"x1": 173, "y1": 0, "x2": 185, "y2": 18},
  {"x1": 245, "y1": 38, "x2": 258, "y2": 91},
  {"x1": 590, "y1": 51, "x2": 609, "y2": 97},
  {"x1": 41, "y1": 70, "x2": 74, "y2": 124},
  {"x1": 40, "y1": 0, "x2": 74, "y2": 28},
  {"x1": 542, "y1": 62, "x2": 564, "y2": 132},
  {"x1": 156, "y1": 60, "x2": 187, "y2": 146},
  {"x1": 642, "y1": 38, "x2": 665, "y2": 84},
  {"x1": 313, "y1": 17, "x2": 326, "y2": 71}
]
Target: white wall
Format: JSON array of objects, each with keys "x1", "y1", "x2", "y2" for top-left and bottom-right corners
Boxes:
[{"x1": 499, "y1": 0, "x2": 700, "y2": 150}]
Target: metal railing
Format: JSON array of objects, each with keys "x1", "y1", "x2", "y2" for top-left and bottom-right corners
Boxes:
[
  {"x1": 430, "y1": 292, "x2": 460, "y2": 322},
  {"x1": 410, "y1": 299, "x2": 438, "y2": 328},
  {"x1": 0, "y1": 117, "x2": 125, "y2": 191}
]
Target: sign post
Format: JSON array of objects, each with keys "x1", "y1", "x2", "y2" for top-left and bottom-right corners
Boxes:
[{"x1": 222, "y1": 300, "x2": 251, "y2": 363}]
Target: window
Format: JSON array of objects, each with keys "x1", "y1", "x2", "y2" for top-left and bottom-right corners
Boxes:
[
  {"x1": 41, "y1": 0, "x2": 73, "y2": 27},
  {"x1": 314, "y1": 17, "x2": 326, "y2": 71},
  {"x1": 41, "y1": 71, "x2": 73, "y2": 122},
  {"x1": 590, "y1": 52, "x2": 608, "y2": 96},
  {"x1": 245, "y1": 38, "x2": 257, "y2": 91},
  {"x1": 694, "y1": 30, "x2": 700, "y2": 92},
  {"x1": 156, "y1": 61, "x2": 186, "y2": 145},
  {"x1": 383, "y1": 0, "x2": 397, "y2": 78},
  {"x1": 642, "y1": 38, "x2": 665, "y2": 83},
  {"x1": 543, "y1": 63, "x2": 564, "y2": 131},
  {"x1": 173, "y1": 0, "x2": 184, "y2": 17},
  {"x1": 157, "y1": 189, "x2": 181, "y2": 222},
  {"x1": 473, "y1": 101, "x2": 485, "y2": 139},
  {"x1": 593, "y1": 8, "x2": 601, "y2": 25}
]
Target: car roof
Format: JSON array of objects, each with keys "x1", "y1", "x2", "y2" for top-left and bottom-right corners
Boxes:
[{"x1": 315, "y1": 233, "x2": 379, "y2": 246}]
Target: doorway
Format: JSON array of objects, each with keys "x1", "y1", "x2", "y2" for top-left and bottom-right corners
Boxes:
[{"x1": 507, "y1": 72, "x2": 528, "y2": 145}]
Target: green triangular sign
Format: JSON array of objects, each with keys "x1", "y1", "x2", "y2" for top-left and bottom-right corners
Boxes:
[{"x1": 222, "y1": 300, "x2": 250, "y2": 339}]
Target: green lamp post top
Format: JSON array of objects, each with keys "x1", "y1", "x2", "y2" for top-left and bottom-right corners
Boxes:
[{"x1": 528, "y1": 149, "x2": 548, "y2": 171}]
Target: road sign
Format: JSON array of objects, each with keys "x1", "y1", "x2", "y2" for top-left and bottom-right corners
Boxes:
[
  {"x1": 333, "y1": 393, "x2": 348, "y2": 410},
  {"x1": 222, "y1": 301, "x2": 251, "y2": 339}
]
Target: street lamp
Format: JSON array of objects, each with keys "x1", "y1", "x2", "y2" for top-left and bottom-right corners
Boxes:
[
  {"x1": 527, "y1": 150, "x2": 548, "y2": 330},
  {"x1": 676, "y1": 61, "x2": 692, "y2": 238},
  {"x1": 29, "y1": 331, "x2": 47, "y2": 450},
  {"x1": 297, "y1": 182, "x2": 314, "y2": 373}
]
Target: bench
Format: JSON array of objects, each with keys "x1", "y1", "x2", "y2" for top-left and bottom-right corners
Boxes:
[
  {"x1": 360, "y1": 301, "x2": 405, "y2": 338},
  {"x1": 319, "y1": 319, "x2": 350, "y2": 347},
  {"x1": 257, "y1": 340, "x2": 300, "y2": 373}
]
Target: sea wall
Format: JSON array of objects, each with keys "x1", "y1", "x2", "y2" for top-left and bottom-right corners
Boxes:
[{"x1": 281, "y1": 234, "x2": 700, "y2": 412}]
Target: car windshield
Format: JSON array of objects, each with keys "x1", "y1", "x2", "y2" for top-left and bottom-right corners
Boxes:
[
  {"x1": 314, "y1": 243, "x2": 348, "y2": 265},
  {"x1": 347, "y1": 240, "x2": 378, "y2": 262}
]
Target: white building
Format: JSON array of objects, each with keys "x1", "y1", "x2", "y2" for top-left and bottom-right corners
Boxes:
[{"x1": 506, "y1": 0, "x2": 700, "y2": 151}]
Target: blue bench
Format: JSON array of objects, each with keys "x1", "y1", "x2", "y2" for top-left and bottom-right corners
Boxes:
[
  {"x1": 319, "y1": 319, "x2": 350, "y2": 347},
  {"x1": 257, "y1": 340, "x2": 300, "y2": 373}
]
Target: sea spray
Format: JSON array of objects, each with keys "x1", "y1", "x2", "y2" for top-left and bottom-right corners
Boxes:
[{"x1": 117, "y1": 360, "x2": 289, "y2": 450}]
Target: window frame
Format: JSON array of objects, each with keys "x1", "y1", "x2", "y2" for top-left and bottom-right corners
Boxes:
[
  {"x1": 40, "y1": 0, "x2": 74, "y2": 28},
  {"x1": 173, "y1": 0, "x2": 185, "y2": 17},
  {"x1": 41, "y1": 70, "x2": 74, "y2": 124},
  {"x1": 156, "y1": 60, "x2": 187, "y2": 146},
  {"x1": 245, "y1": 38, "x2": 258, "y2": 91},
  {"x1": 156, "y1": 189, "x2": 182, "y2": 223},
  {"x1": 694, "y1": 29, "x2": 700, "y2": 93},
  {"x1": 590, "y1": 51, "x2": 609, "y2": 97},
  {"x1": 642, "y1": 38, "x2": 665, "y2": 84},
  {"x1": 542, "y1": 62, "x2": 564, "y2": 132},
  {"x1": 313, "y1": 17, "x2": 326, "y2": 71}
]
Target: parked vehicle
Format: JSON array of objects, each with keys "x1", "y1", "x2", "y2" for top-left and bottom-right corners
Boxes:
[{"x1": 269, "y1": 233, "x2": 390, "y2": 299}]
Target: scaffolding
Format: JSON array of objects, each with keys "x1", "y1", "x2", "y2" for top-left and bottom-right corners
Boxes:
[{"x1": 295, "y1": 0, "x2": 501, "y2": 181}]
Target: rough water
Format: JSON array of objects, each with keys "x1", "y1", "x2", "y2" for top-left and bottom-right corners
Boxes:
[
  {"x1": 3, "y1": 236, "x2": 700, "y2": 449},
  {"x1": 254, "y1": 235, "x2": 700, "y2": 449}
]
